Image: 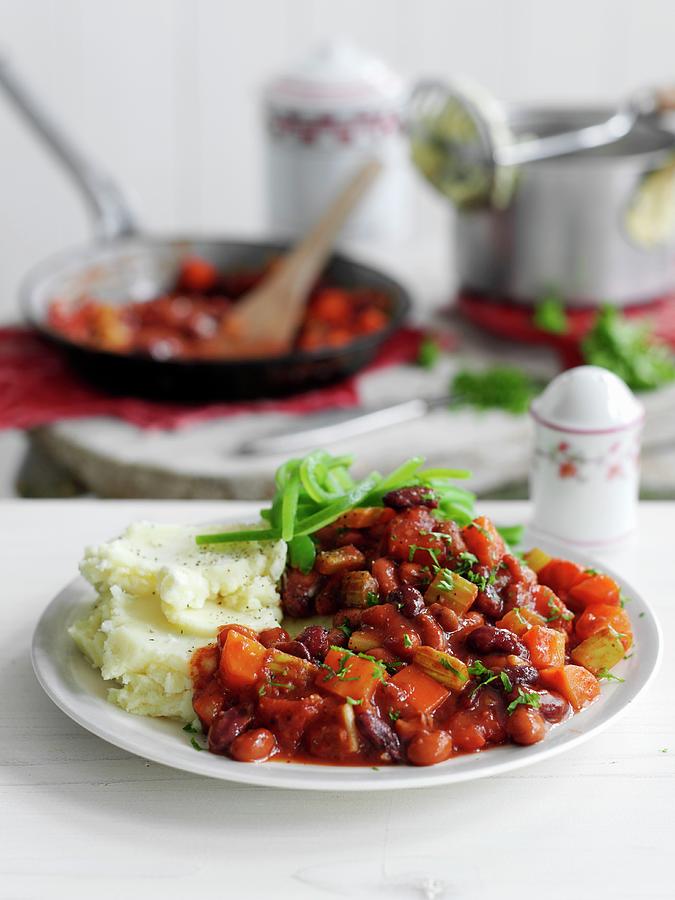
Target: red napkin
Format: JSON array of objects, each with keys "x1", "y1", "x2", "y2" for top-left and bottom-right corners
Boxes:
[{"x1": 0, "y1": 326, "x2": 426, "y2": 431}]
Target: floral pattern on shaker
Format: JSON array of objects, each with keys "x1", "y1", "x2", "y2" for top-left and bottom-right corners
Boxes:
[{"x1": 534, "y1": 435, "x2": 640, "y2": 483}]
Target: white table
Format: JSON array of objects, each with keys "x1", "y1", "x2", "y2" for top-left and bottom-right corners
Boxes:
[{"x1": 2, "y1": 499, "x2": 673, "y2": 900}]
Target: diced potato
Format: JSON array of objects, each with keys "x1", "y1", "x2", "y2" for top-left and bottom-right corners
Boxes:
[
  {"x1": 424, "y1": 569, "x2": 477, "y2": 615},
  {"x1": 496, "y1": 606, "x2": 546, "y2": 636},
  {"x1": 348, "y1": 630, "x2": 382, "y2": 653},
  {"x1": 412, "y1": 646, "x2": 469, "y2": 691},
  {"x1": 524, "y1": 547, "x2": 552, "y2": 573},
  {"x1": 570, "y1": 628, "x2": 625, "y2": 675},
  {"x1": 539, "y1": 665, "x2": 600, "y2": 710},
  {"x1": 522, "y1": 625, "x2": 566, "y2": 668}
]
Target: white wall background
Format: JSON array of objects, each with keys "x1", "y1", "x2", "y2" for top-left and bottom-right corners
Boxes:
[{"x1": 0, "y1": 0, "x2": 674, "y2": 321}]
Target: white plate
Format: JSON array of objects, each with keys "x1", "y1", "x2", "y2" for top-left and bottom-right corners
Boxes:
[{"x1": 32, "y1": 527, "x2": 662, "y2": 791}]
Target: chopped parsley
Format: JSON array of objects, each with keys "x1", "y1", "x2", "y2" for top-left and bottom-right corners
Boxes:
[
  {"x1": 597, "y1": 668, "x2": 625, "y2": 683},
  {"x1": 439, "y1": 656, "x2": 465, "y2": 679},
  {"x1": 506, "y1": 688, "x2": 541, "y2": 715},
  {"x1": 451, "y1": 366, "x2": 541, "y2": 415},
  {"x1": 338, "y1": 622, "x2": 354, "y2": 640},
  {"x1": 417, "y1": 336, "x2": 442, "y2": 369},
  {"x1": 467, "y1": 660, "x2": 511, "y2": 697},
  {"x1": 345, "y1": 696, "x2": 362, "y2": 706},
  {"x1": 365, "y1": 591, "x2": 380, "y2": 607},
  {"x1": 402, "y1": 633, "x2": 413, "y2": 648},
  {"x1": 182, "y1": 722, "x2": 198, "y2": 733},
  {"x1": 190, "y1": 737, "x2": 205, "y2": 751},
  {"x1": 388, "y1": 710, "x2": 401, "y2": 722},
  {"x1": 545, "y1": 598, "x2": 574, "y2": 623},
  {"x1": 269, "y1": 680, "x2": 295, "y2": 690},
  {"x1": 533, "y1": 294, "x2": 569, "y2": 335},
  {"x1": 435, "y1": 569, "x2": 455, "y2": 593}
]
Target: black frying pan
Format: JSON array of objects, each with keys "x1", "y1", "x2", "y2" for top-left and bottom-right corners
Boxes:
[{"x1": 1, "y1": 59, "x2": 411, "y2": 402}]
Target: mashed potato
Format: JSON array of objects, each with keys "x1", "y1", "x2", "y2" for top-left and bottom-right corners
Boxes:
[{"x1": 69, "y1": 521, "x2": 286, "y2": 722}]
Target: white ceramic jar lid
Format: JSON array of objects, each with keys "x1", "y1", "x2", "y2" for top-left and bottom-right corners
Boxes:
[
  {"x1": 530, "y1": 365, "x2": 644, "y2": 432},
  {"x1": 266, "y1": 40, "x2": 403, "y2": 112}
]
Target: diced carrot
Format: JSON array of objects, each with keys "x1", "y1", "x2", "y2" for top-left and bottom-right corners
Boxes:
[
  {"x1": 496, "y1": 606, "x2": 546, "y2": 636},
  {"x1": 533, "y1": 585, "x2": 574, "y2": 631},
  {"x1": 538, "y1": 665, "x2": 601, "y2": 710},
  {"x1": 391, "y1": 664, "x2": 450, "y2": 715},
  {"x1": 217, "y1": 622, "x2": 260, "y2": 649},
  {"x1": 537, "y1": 559, "x2": 586, "y2": 600},
  {"x1": 320, "y1": 647, "x2": 386, "y2": 702},
  {"x1": 192, "y1": 679, "x2": 226, "y2": 729},
  {"x1": 461, "y1": 516, "x2": 505, "y2": 568},
  {"x1": 570, "y1": 628, "x2": 625, "y2": 675},
  {"x1": 219, "y1": 630, "x2": 267, "y2": 689},
  {"x1": 575, "y1": 604, "x2": 633, "y2": 650},
  {"x1": 567, "y1": 574, "x2": 621, "y2": 611},
  {"x1": 522, "y1": 625, "x2": 566, "y2": 668}
]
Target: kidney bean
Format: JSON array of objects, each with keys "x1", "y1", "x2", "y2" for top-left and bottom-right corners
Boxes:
[
  {"x1": 428, "y1": 603, "x2": 460, "y2": 634},
  {"x1": 386, "y1": 585, "x2": 425, "y2": 618},
  {"x1": 372, "y1": 558, "x2": 399, "y2": 594},
  {"x1": 281, "y1": 569, "x2": 321, "y2": 618},
  {"x1": 434, "y1": 519, "x2": 467, "y2": 555},
  {"x1": 385, "y1": 624, "x2": 421, "y2": 658},
  {"x1": 415, "y1": 612, "x2": 447, "y2": 651},
  {"x1": 407, "y1": 730, "x2": 453, "y2": 766},
  {"x1": 273, "y1": 640, "x2": 312, "y2": 661},
  {"x1": 506, "y1": 706, "x2": 546, "y2": 745},
  {"x1": 361, "y1": 603, "x2": 396, "y2": 630},
  {"x1": 295, "y1": 625, "x2": 330, "y2": 661},
  {"x1": 449, "y1": 711, "x2": 487, "y2": 752},
  {"x1": 326, "y1": 627, "x2": 349, "y2": 648},
  {"x1": 467, "y1": 625, "x2": 527, "y2": 657},
  {"x1": 333, "y1": 609, "x2": 363, "y2": 630},
  {"x1": 208, "y1": 705, "x2": 253, "y2": 755},
  {"x1": 229, "y1": 728, "x2": 277, "y2": 762},
  {"x1": 356, "y1": 710, "x2": 403, "y2": 762},
  {"x1": 537, "y1": 690, "x2": 570, "y2": 724},
  {"x1": 474, "y1": 586, "x2": 504, "y2": 620},
  {"x1": 258, "y1": 626, "x2": 290, "y2": 649},
  {"x1": 315, "y1": 576, "x2": 342, "y2": 615},
  {"x1": 398, "y1": 562, "x2": 430, "y2": 588},
  {"x1": 500, "y1": 664, "x2": 539, "y2": 688},
  {"x1": 383, "y1": 486, "x2": 439, "y2": 509}
]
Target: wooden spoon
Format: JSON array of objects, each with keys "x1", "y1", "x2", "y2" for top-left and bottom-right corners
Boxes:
[{"x1": 214, "y1": 159, "x2": 382, "y2": 357}]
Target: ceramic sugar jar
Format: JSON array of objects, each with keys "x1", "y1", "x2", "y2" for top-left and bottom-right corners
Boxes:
[
  {"x1": 529, "y1": 366, "x2": 644, "y2": 545},
  {"x1": 264, "y1": 40, "x2": 411, "y2": 242}
]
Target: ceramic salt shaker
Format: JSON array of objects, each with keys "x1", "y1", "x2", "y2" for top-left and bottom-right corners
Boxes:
[
  {"x1": 529, "y1": 365, "x2": 644, "y2": 545},
  {"x1": 264, "y1": 40, "x2": 411, "y2": 241}
]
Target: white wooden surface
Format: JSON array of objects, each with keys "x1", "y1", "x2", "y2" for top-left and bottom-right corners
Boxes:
[
  {"x1": 2, "y1": 0, "x2": 675, "y2": 322},
  {"x1": 1, "y1": 499, "x2": 673, "y2": 899}
]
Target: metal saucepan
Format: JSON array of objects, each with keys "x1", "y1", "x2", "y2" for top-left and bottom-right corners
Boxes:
[
  {"x1": 0, "y1": 59, "x2": 410, "y2": 402},
  {"x1": 454, "y1": 106, "x2": 675, "y2": 306}
]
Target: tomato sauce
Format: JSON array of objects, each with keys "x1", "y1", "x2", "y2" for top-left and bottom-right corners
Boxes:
[{"x1": 47, "y1": 256, "x2": 392, "y2": 359}]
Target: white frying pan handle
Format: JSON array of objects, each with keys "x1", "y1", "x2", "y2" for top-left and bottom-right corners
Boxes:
[{"x1": 0, "y1": 55, "x2": 138, "y2": 240}]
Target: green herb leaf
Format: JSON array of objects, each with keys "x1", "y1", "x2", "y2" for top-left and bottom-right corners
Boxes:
[
  {"x1": 402, "y1": 633, "x2": 413, "y2": 648},
  {"x1": 417, "y1": 336, "x2": 442, "y2": 369},
  {"x1": 597, "y1": 668, "x2": 625, "y2": 683},
  {"x1": 533, "y1": 293, "x2": 569, "y2": 335},
  {"x1": 506, "y1": 687, "x2": 542, "y2": 714},
  {"x1": 182, "y1": 722, "x2": 198, "y2": 733},
  {"x1": 451, "y1": 366, "x2": 541, "y2": 415},
  {"x1": 345, "y1": 696, "x2": 363, "y2": 706},
  {"x1": 190, "y1": 737, "x2": 204, "y2": 751},
  {"x1": 582, "y1": 304, "x2": 675, "y2": 392}
]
